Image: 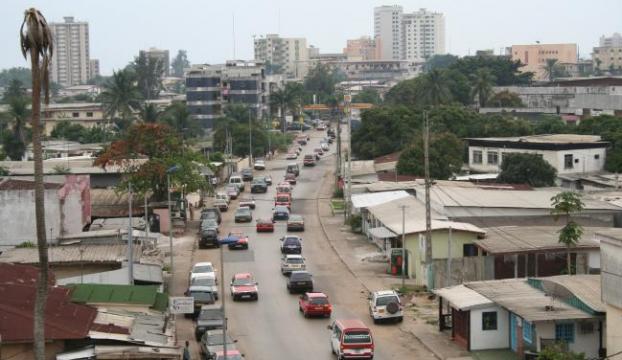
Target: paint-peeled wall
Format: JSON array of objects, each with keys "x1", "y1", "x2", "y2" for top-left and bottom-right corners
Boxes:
[{"x1": 57, "y1": 175, "x2": 91, "y2": 235}]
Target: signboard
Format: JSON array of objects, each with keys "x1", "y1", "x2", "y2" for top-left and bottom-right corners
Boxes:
[{"x1": 169, "y1": 297, "x2": 194, "y2": 314}]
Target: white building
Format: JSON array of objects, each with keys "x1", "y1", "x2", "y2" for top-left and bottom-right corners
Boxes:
[
  {"x1": 466, "y1": 134, "x2": 609, "y2": 175},
  {"x1": 598, "y1": 229, "x2": 622, "y2": 358},
  {"x1": 50, "y1": 17, "x2": 91, "y2": 87},
  {"x1": 253, "y1": 34, "x2": 309, "y2": 79},
  {"x1": 600, "y1": 33, "x2": 622, "y2": 47},
  {"x1": 374, "y1": 6, "x2": 445, "y2": 62}
]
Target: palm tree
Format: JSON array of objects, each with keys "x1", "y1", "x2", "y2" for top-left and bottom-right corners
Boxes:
[
  {"x1": 100, "y1": 69, "x2": 141, "y2": 122},
  {"x1": 140, "y1": 102, "x2": 160, "y2": 123},
  {"x1": 551, "y1": 191, "x2": 585, "y2": 275},
  {"x1": 417, "y1": 69, "x2": 452, "y2": 107},
  {"x1": 20, "y1": 8, "x2": 53, "y2": 359},
  {"x1": 470, "y1": 68, "x2": 496, "y2": 108},
  {"x1": 270, "y1": 88, "x2": 293, "y2": 133},
  {"x1": 543, "y1": 59, "x2": 559, "y2": 82}
]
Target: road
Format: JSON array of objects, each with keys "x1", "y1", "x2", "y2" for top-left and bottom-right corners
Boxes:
[{"x1": 176, "y1": 128, "x2": 434, "y2": 360}]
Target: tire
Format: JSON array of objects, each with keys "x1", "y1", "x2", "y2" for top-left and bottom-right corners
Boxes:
[
  {"x1": 386, "y1": 302, "x2": 399, "y2": 315},
  {"x1": 373, "y1": 318, "x2": 379, "y2": 324},
  {"x1": 397, "y1": 316, "x2": 403, "y2": 323}
]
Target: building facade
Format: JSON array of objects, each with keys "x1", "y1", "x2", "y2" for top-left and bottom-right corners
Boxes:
[
  {"x1": 89, "y1": 59, "x2": 100, "y2": 79},
  {"x1": 50, "y1": 17, "x2": 91, "y2": 87},
  {"x1": 139, "y1": 47, "x2": 170, "y2": 76},
  {"x1": 343, "y1": 36, "x2": 379, "y2": 61},
  {"x1": 599, "y1": 230, "x2": 622, "y2": 358},
  {"x1": 592, "y1": 45, "x2": 622, "y2": 74},
  {"x1": 510, "y1": 43, "x2": 578, "y2": 81},
  {"x1": 42, "y1": 102, "x2": 105, "y2": 135},
  {"x1": 600, "y1": 33, "x2": 622, "y2": 47},
  {"x1": 254, "y1": 34, "x2": 309, "y2": 79}
]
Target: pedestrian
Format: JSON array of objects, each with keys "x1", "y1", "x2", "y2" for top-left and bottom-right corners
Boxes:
[{"x1": 183, "y1": 340, "x2": 191, "y2": 360}]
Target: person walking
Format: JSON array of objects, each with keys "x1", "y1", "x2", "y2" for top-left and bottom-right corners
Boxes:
[{"x1": 183, "y1": 340, "x2": 191, "y2": 360}]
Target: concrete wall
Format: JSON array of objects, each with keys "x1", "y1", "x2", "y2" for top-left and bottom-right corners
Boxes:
[
  {"x1": 433, "y1": 256, "x2": 485, "y2": 289},
  {"x1": 536, "y1": 320, "x2": 602, "y2": 359},
  {"x1": 470, "y1": 306, "x2": 510, "y2": 350},
  {"x1": 606, "y1": 305, "x2": 622, "y2": 358}
]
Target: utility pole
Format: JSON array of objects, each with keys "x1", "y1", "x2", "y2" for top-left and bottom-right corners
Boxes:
[
  {"x1": 345, "y1": 94, "x2": 352, "y2": 222},
  {"x1": 128, "y1": 182, "x2": 134, "y2": 285},
  {"x1": 220, "y1": 243, "x2": 227, "y2": 358},
  {"x1": 335, "y1": 107, "x2": 342, "y2": 185},
  {"x1": 400, "y1": 205, "x2": 408, "y2": 289},
  {"x1": 248, "y1": 108, "x2": 253, "y2": 167},
  {"x1": 447, "y1": 226, "x2": 452, "y2": 287},
  {"x1": 144, "y1": 194, "x2": 150, "y2": 246},
  {"x1": 424, "y1": 111, "x2": 432, "y2": 288}
]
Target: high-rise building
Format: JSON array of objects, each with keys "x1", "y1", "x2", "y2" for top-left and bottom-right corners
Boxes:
[
  {"x1": 374, "y1": 6, "x2": 445, "y2": 62},
  {"x1": 510, "y1": 43, "x2": 578, "y2": 80},
  {"x1": 253, "y1": 34, "x2": 309, "y2": 79},
  {"x1": 600, "y1": 33, "x2": 622, "y2": 47},
  {"x1": 89, "y1": 59, "x2": 100, "y2": 79},
  {"x1": 139, "y1": 47, "x2": 170, "y2": 76},
  {"x1": 50, "y1": 17, "x2": 91, "y2": 87},
  {"x1": 343, "y1": 36, "x2": 379, "y2": 61}
]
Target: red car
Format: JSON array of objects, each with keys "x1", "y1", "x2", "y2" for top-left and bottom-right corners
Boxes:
[
  {"x1": 298, "y1": 292, "x2": 332, "y2": 318},
  {"x1": 285, "y1": 173, "x2": 297, "y2": 185},
  {"x1": 256, "y1": 218, "x2": 275, "y2": 232},
  {"x1": 230, "y1": 273, "x2": 259, "y2": 301}
]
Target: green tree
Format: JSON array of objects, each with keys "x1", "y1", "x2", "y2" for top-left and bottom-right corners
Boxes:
[
  {"x1": 396, "y1": 132, "x2": 463, "y2": 179},
  {"x1": 50, "y1": 121, "x2": 85, "y2": 141},
  {"x1": 537, "y1": 343, "x2": 585, "y2": 360},
  {"x1": 86, "y1": 74, "x2": 110, "y2": 86},
  {"x1": 417, "y1": 69, "x2": 452, "y2": 106},
  {"x1": 2, "y1": 78, "x2": 27, "y2": 102},
  {"x1": 470, "y1": 68, "x2": 496, "y2": 107},
  {"x1": 170, "y1": 49, "x2": 190, "y2": 77},
  {"x1": 140, "y1": 103, "x2": 161, "y2": 123},
  {"x1": 100, "y1": 69, "x2": 142, "y2": 122},
  {"x1": 133, "y1": 52, "x2": 164, "y2": 100},
  {"x1": 160, "y1": 101, "x2": 201, "y2": 138},
  {"x1": 352, "y1": 89, "x2": 381, "y2": 104},
  {"x1": 534, "y1": 117, "x2": 571, "y2": 134},
  {"x1": 303, "y1": 63, "x2": 341, "y2": 104},
  {"x1": 424, "y1": 54, "x2": 459, "y2": 71},
  {"x1": 0, "y1": 67, "x2": 31, "y2": 87},
  {"x1": 544, "y1": 59, "x2": 559, "y2": 82},
  {"x1": 352, "y1": 105, "x2": 418, "y2": 158},
  {"x1": 497, "y1": 153, "x2": 557, "y2": 187},
  {"x1": 551, "y1": 191, "x2": 585, "y2": 275},
  {"x1": 488, "y1": 90, "x2": 524, "y2": 107},
  {"x1": 449, "y1": 55, "x2": 533, "y2": 85},
  {"x1": 270, "y1": 83, "x2": 304, "y2": 132}
]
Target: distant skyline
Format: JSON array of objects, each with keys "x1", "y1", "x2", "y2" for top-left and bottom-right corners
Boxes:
[{"x1": 2, "y1": 0, "x2": 621, "y2": 75}]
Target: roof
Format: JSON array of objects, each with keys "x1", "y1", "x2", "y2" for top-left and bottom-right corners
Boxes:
[
  {"x1": 433, "y1": 284, "x2": 494, "y2": 310},
  {"x1": 376, "y1": 171, "x2": 420, "y2": 182},
  {"x1": 466, "y1": 134, "x2": 609, "y2": 150},
  {"x1": 368, "y1": 227, "x2": 397, "y2": 239},
  {"x1": 351, "y1": 191, "x2": 411, "y2": 210},
  {"x1": 350, "y1": 160, "x2": 376, "y2": 176},
  {"x1": 89, "y1": 309, "x2": 175, "y2": 347},
  {"x1": 335, "y1": 318, "x2": 369, "y2": 329},
  {"x1": 58, "y1": 346, "x2": 180, "y2": 359},
  {"x1": 68, "y1": 284, "x2": 167, "y2": 311},
  {"x1": 0, "y1": 263, "x2": 56, "y2": 286},
  {"x1": 537, "y1": 275, "x2": 605, "y2": 313},
  {"x1": 0, "y1": 178, "x2": 61, "y2": 190},
  {"x1": 57, "y1": 263, "x2": 163, "y2": 286},
  {"x1": 359, "y1": 181, "x2": 419, "y2": 193},
  {"x1": 91, "y1": 189, "x2": 147, "y2": 218},
  {"x1": 0, "y1": 244, "x2": 145, "y2": 265},
  {"x1": 466, "y1": 279, "x2": 596, "y2": 322},
  {"x1": 0, "y1": 284, "x2": 96, "y2": 342},
  {"x1": 476, "y1": 226, "x2": 604, "y2": 254}
]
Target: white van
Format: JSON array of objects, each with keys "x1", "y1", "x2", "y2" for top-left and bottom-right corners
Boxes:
[
  {"x1": 229, "y1": 175, "x2": 245, "y2": 192},
  {"x1": 215, "y1": 192, "x2": 230, "y2": 204}
]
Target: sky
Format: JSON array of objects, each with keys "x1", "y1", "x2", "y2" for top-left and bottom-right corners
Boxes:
[{"x1": 2, "y1": 0, "x2": 621, "y2": 75}]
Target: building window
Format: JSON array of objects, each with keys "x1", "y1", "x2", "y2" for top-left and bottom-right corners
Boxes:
[
  {"x1": 487, "y1": 151, "x2": 499, "y2": 165},
  {"x1": 472, "y1": 150, "x2": 483, "y2": 164},
  {"x1": 555, "y1": 323, "x2": 575, "y2": 343},
  {"x1": 463, "y1": 244, "x2": 478, "y2": 257},
  {"x1": 564, "y1": 154, "x2": 573, "y2": 169},
  {"x1": 482, "y1": 311, "x2": 497, "y2": 331},
  {"x1": 523, "y1": 320, "x2": 533, "y2": 344},
  {"x1": 72, "y1": 112, "x2": 79, "y2": 118},
  {"x1": 86, "y1": 112, "x2": 93, "y2": 117},
  {"x1": 595, "y1": 154, "x2": 600, "y2": 160}
]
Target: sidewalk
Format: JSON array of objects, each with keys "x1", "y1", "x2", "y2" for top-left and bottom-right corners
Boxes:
[{"x1": 316, "y1": 168, "x2": 472, "y2": 360}]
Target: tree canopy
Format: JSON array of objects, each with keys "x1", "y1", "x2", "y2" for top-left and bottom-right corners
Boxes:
[
  {"x1": 133, "y1": 52, "x2": 165, "y2": 100},
  {"x1": 497, "y1": 153, "x2": 557, "y2": 187},
  {"x1": 171, "y1": 50, "x2": 190, "y2": 78},
  {"x1": 396, "y1": 132, "x2": 463, "y2": 179},
  {"x1": 0, "y1": 67, "x2": 31, "y2": 87}
]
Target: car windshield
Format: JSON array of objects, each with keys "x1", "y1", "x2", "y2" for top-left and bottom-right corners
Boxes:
[
  {"x1": 283, "y1": 238, "x2": 300, "y2": 245},
  {"x1": 276, "y1": 196, "x2": 290, "y2": 202},
  {"x1": 190, "y1": 291, "x2": 215, "y2": 302},
  {"x1": 287, "y1": 257, "x2": 304, "y2": 264},
  {"x1": 289, "y1": 215, "x2": 302, "y2": 222},
  {"x1": 290, "y1": 273, "x2": 311, "y2": 281},
  {"x1": 236, "y1": 208, "x2": 251, "y2": 215},
  {"x1": 193, "y1": 265, "x2": 213, "y2": 273},
  {"x1": 233, "y1": 277, "x2": 254, "y2": 286},
  {"x1": 275, "y1": 206, "x2": 289, "y2": 212},
  {"x1": 376, "y1": 295, "x2": 400, "y2": 306},
  {"x1": 310, "y1": 297, "x2": 328, "y2": 305},
  {"x1": 206, "y1": 334, "x2": 235, "y2": 346},
  {"x1": 226, "y1": 186, "x2": 237, "y2": 191},
  {"x1": 192, "y1": 277, "x2": 216, "y2": 286},
  {"x1": 199, "y1": 308, "x2": 223, "y2": 320},
  {"x1": 343, "y1": 331, "x2": 372, "y2": 344},
  {"x1": 202, "y1": 220, "x2": 217, "y2": 227}
]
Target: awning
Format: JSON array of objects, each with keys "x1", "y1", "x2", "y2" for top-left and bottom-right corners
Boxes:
[
  {"x1": 369, "y1": 227, "x2": 396, "y2": 239},
  {"x1": 433, "y1": 284, "x2": 494, "y2": 311}
]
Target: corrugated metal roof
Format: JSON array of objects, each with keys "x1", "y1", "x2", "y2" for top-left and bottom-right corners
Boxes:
[
  {"x1": 89, "y1": 309, "x2": 175, "y2": 347},
  {"x1": 0, "y1": 244, "x2": 143, "y2": 265},
  {"x1": 476, "y1": 226, "x2": 603, "y2": 254},
  {"x1": 465, "y1": 134, "x2": 604, "y2": 144},
  {"x1": 368, "y1": 227, "x2": 397, "y2": 239},
  {"x1": 363, "y1": 181, "x2": 420, "y2": 193},
  {"x1": 351, "y1": 191, "x2": 411, "y2": 210},
  {"x1": 538, "y1": 275, "x2": 605, "y2": 313},
  {"x1": 57, "y1": 263, "x2": 163, "y2": 286},
  {"x1": 433, "y1": 284, "x2": 494, "y2": 310},
  {"x1": 68, "y1": 284, "x2": 161, "y2": 307},
  {"x1": 0, "y1": 263, "x2": 56, "y2": 286}
]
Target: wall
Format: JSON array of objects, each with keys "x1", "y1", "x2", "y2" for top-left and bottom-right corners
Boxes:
[
  {"x1": 52, "y1": 264, "x2": 119, "y2": 279},
  {"x1": 57, "y1": 175, "x2": 91, "y2": 235},
  {"x1": 469, "y1": 306, "x2": 510, "y2": 350},
  {"x1": 606, "y1": 304, "x2": 622, "y2": 358},
  {"x1": 510, "y1": 44, "x2": 577, "y2": 80},
  {"x1": 536, "y1": 320, "x2": 602, "y2": 359},
  {"x1": 433, "y1": 257, "x2": 485, "y2": 288}
]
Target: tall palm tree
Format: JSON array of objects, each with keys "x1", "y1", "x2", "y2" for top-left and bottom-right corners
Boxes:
[
  {"x1": 543, "y1": 59, "x2": 559, "y2": 82},
  {"x1": 417, "y1": 69, "x2": 452, "y2": 107},
  {"x1": 140, "y1": 102, "x2": 160, "y2": 123},
  {"x1": 470, "y1": 68, "x2": 496, "y2": 108},
  {"x1": 100, "y1": 69, "x2": 141, "y2": 122},
  {"x1": 20, "y1": 8, "x2": 53, "y2": 359}
]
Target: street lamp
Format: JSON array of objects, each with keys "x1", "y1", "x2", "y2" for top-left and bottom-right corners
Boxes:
[{"x1": 166, "y1": 164, "x2": 180, "y2": 280}]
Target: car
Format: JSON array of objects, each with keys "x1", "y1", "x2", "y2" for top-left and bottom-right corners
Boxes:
[
  {"x1": 230, "y1": 273, "x2": 259, "y2": 301},
  {"x1": 299, "y1": 292, "x2": 332, "y2": 318},
  {"x1": 225, "y1": 185, "x2": 240, "y2": 200},
  {"x1": 276, "y1": 182, "x2": 292, "y2": 194},
  {"x1": 195, "y1": 304, "x2": 225, "y2": 341},
  {"x1": 213, "y1": 350, "x2": 245, "y2": 360},
  {"x1": 253, "y1": 159, "x2": 266, "y2": 170},
  {"x1": 314, "y1": 148, "x2": 324, "y2": 156},
  {"x1": 329, "y1": 319, "x2": 374, "y2": 359},
  {"x1": 234, "y1": 207, "x2": 253, "y2": 223},
  {"x1": 200, "y1": 329, "x2": 237, "y2": 360},
  {"x1": 286, "y1": 163, "x2": 300, "y2": 176},
  {"x1": 297, "y1": 137, "x2": 308, "y2": 145},
  {"x1": 280, "y1": 235, "x2": 302, "y2": 254},
  {"x1": 321, "y1": 142, "x2": 329, "y2": 152},
  {"x1": 241, "y1": 168, "x2": 253, "y2": 181},
  {"x1": 369, "y1": 290, "x2": 403, "y2": 323},
  {"x1": 219, "y1": 232, "x2": 249, "y2": 250},
  {"x1": 272, "y1": 205, "x2": 290, "y2": 221},
  {"x1": 256, "y1": 218, "x2": 275, "y2": 233},
  {"x1": 201, "y1": 218, "x2": 219, "y2": 233},
  {"x1": 284, "y1": 172, "x2": 297, "y2": 185},
  {"x1": 199, "y1": 228, "x2": 219, "y2": 248},
  {"x1": 186, "y1": 286, "x2": 216, "y2": 318},
  {"x1": 214, "y1": 199, "x2": 229, "y2": 212},
  {"x1": 190, "y1": 262, "x2": 216, "y2": 284},
  {"x1": 239, "y1": 198, "x2": 256, "y2": 210},
  {"x1": 287, "y1": 271, "x2": 313, "y2": 293},
  {"x1": 264, "y1": 174, "x2": 273, "y2": 185},
  {"x1": 274, "y1": 192, "x2": 292, "y2": 209},
  {"x1": 228, "y1": 175, "x2": 245, "y2": 192},
  {"x1": 303, "y1": 154, "x2": 316, "y2": 166},
  {"x1": 317, "y1": 123, "x2": 327, "y2": 131},
  {"x1": 281, "y1": 254, "x2": 306, "y2": 275},
  {"x1": 201, "y1": 208, "x2": 222, "y2": 224},
  {"x1": 215, "y1": 192, "x2": 230, "y2": 205},
  {"x1": 287, "y1": 214, "x2": 305, "y2": 231},
  {"x1": 190, "y1": 275, "x2": 219, "y2": 299},
  {"x1": 250, "y1": 179, "x2": 268, "y2": 193},
  {"x1": 286, "y1": 152, "x2": 298, "y2": 160}
]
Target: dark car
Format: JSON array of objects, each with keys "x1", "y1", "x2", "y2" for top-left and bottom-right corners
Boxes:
[
  {"x1": 234, "y1": 207, "x2": 253, "y2": 223},
  {"x1": 201, "y1": 208, "x2": 222, "y2": 224},
  {"x1": 272, "y1": 205, "x2": 290, "y2": 221},
  {"x1": 195, "y1": 304, "x2": 224, "y2": 340},
  {"x1": 287, "y1": 215, "x2": 305, "y2": 232},
  {"x1": 199, "y1": 228, "x2": 219, "y2": 249},
  {"x1": 280, "y1": 235, "x2": 302, "y2": 254},
  {"x1": 251, "y1": 179, "x2": 268, "y2": 193},
  {"x1": 285, "y1": 172, "x2": 297, "y2": 185},
  {"x1": 186, "y1": 289, "x2": 216, "y2": 319},
  {"x1": 200, "y1": 330, "x2": 237, "y2": 360},
  {"x1": 241, "y1": 168, "x2": 253, "y2": 181},
  {"x1": 287, "y1": 271, "x2": 313, "y2": 294}
]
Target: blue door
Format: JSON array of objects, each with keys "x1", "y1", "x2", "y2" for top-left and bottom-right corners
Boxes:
[{"x1": 510, "y1": 313, "x2": 517, "y2": 351}]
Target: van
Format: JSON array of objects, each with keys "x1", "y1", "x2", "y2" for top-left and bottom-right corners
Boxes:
[
  {"x1": 274, "y1": 192, "x2": 292, "y2": 209},
  {"x1": 229, "y1": 175, "x2": 245, "y2": 192},
  {"x1": 328, "y1": 319, "x2": 374, "y2": 359},
  {"x1": 286, "y1": 163, "x2": 300, "y2": 177}
]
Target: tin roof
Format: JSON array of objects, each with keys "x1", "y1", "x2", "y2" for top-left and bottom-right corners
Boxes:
[
  {"x1": 0, "y1": 244, "x2": 144, "y2": 265},
  {"x1": 433, "y1": 284, "x2": 494, "y2": 311},
  {"x1": 0, "y1": 263, "x2": 56, "y2": 286},
  {"x1": 538, "y1": 275, "x2": 605, "y2": 313},
  {"x1": 68, "y1": 284, "x2": 167, "y2": 310},
  {"x1": 351, "y1": 191, "x2": 411, "y2": 210},
  {"x1": 476, "y1": 226, "x2": 603, "y2": 254}
]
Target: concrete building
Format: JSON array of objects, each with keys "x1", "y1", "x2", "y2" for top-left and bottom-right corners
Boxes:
[
  {"x1": 593, "y1": 45, "x2": 622, "y2": 74},
  {"x1": 344, "y1": 36, "x2": 379, "y2": 61},
  {"x1": 510, "y1": 43, "x2": 577, "y2": 81},
  {"x1": 185, "y1": 64, "x2": 223, "y2": 129},
  {"x1": 598, "y1": 229, "x2": 622, "y2": 358},
  {"x1": 254, "y1": 34, "x2": 309, "y2": 79},
  {"x1": 600, "y1": 33, "x2": 622, "y2": 47},
  {"x1": 41, "y1": 102, "x2": 105, "y2": 135},
  {"x1": 50, "y1": 16, "x2": 91, "y2": 87},
  {"x1": 374, "y1": 5, "x2": 445, "y2": 62},
  {"x1": 89, "y1": 59, "x2": 100, "y2": 79},
  {"x1": 140, "y1": 47, "x2": 170, "y2": 76},
  {"x1": 466, "y1": 134, "x2": 609, "y2": 175}
]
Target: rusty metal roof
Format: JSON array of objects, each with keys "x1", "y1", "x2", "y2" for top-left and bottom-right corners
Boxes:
[
  {"x1": 0, "y1": 263, "x2": 56, "y2": 286},
  {"x1": 0, "y1": 244, "x2": 144, "y2": 265}
]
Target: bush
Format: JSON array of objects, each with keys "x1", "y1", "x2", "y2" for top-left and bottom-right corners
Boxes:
[
  {"x1": 349, "y1": 214, "x2": 362, "y2": 232},
  {"x1": 497, "y1": 153, "x2": 557, "y2": 187},
  {"x1": 333, "y1": 187, "x2": 343, "y2": 198}
]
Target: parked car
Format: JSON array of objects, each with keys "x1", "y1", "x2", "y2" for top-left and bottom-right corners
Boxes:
[
  {"x1": 303, "y1": 154, "x2": 316, "y2": 166},
  {"x1": 276, "y1": 182, "x2": 292, "y2": 194},
  {"x1": 239, "y1": 198, "x2": 256, "y2": 209},
  {"x1": 287, "y1": 271, "x2": 313, "y2": 293},
  {"x1": 317, "y1": 123, "x2": 327, "y2": 131},
  {"x1": 251, "y1": 179, "x2": 268, "y2": 193},
  {"x1": 284, "y1": 172, "x2": 297, "y2": 185},
  {"x1": 189, "y1": 262, "x2": 216, "y2": 284},
  {"x1": 215, "y1": 192, "x2": 230, "y2": 205},
  {"x1": 201, "y1": 218, "x2": 219, "y2": 233},
  {"x1": 253, "y1": 159, "x2": 266, "y2": 170},
  {"x1": 213, "y1": 350, "x2": 245, "y2": 360},
  {"x1": 191, "y1": 275, "x2": 219, "y2": 299},
  {"x1": 287, "y1": 214, "x2": 305, "y2": 231},
  {"x1": 201, "y1": 208, "x2": 222, "y2": 224},
  {"x1": 228, "y1": 175, "x2": 245, "y2": 192},
  {"x1": 275, "y1": 192, "x2": 292, "y2": 209},
  {"x1": 195, "y1": 304, "x2": 224, "y2": 341},
  {"x1": 241, "y1": 168, "x2": 253, "y2": 181},
  {"x1": 280, "y1": 235, "x2": 302, "y2": 254},
  {"x1": 286, "y1": 152, "x2": 298, "y2": 160},
  {"x1": 186, "y1": 287, "x2": 216, "y2": 318},
  {"x1": 264, "y1": 174, "x2": 273, "y2": 185},
  {"x1": 272, "y1": 205, "x2": 290, "y2": 221},
  {"x1": 230, "y1": 273, "x2": 259, "y2": 301},
  {"x1": 225, "y1": 185, "x2": 240, "y2": 200},
  {"x1": 314, "y1": 148, "x2": 324, "y2": 156},
  {"x1": 200, "y1": 329, "x2": 237, "y2": 360},
  {"x1": 299, "y1": 292, "x2": 332, "y2": 318},
  {"x1": 369, "y1": 290, "x2": 403, "y2": 323},
  {"x1": 321, "y1": 142, "x2": 329, "y2": 152},
  {"x1": 286, "y1": 163, "x2": 300, "y2": 176},
  {"x1": 297, "y1": 137, "x2": 308, "y2": 145},
  {"x1": 234, "y1": 207, "x2": 253, "y2": 223},
  {"x1": 214, "y1": 199, "x2": 229, "y2": 212},
  {"x1": 256, "y1": 218, "x2": 275, "y2": 233},
  {"x1": 281, "y1": 254, "x2": 306, "y2": 275},
  {"x1": 219, "y1": 232, "x2": 249, "y2": 250},
  {"x1": 328, "y1": 319, "x2": 374, "y2": 359},
  {"x1": 199, "y1": 228, "x2": 219, "y2": 249}
]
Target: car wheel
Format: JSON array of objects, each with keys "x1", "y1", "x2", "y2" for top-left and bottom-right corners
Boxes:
[
  {"x1": 303, "y1": 311, "x2": 308, "y2": 318},
  {"x1": 397, "y1": 316, "x2": 403, "y2": 323},
  {"x1": 373, "y1": 318, "x2": 379, "y2": 324}
]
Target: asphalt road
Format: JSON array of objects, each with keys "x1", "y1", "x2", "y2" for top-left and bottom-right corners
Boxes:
[{"x1": 183, "y1": 128, "x2": 433, "y2": 360}]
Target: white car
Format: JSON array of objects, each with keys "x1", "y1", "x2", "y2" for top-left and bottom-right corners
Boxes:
[
  {"x1": 369, "y1": 290, "x2": 403, "y2": 323},
  {"x1": 286, "y1": 153, "x2": 298, "y2": 160},
  {"x1": 320, "y1": 142, "x2": 329, "y2": 152},
  {"x1": 280, "y1": 254, "x2": 306, "y2": 275},
  {"x1": 190, "y1": 262, "x2": 217, "y2": 284},
  {"x1": 254, "y1": 159, "x2": 266, "y2": 170},
  {"x1": 215, "y1": 192, "x2": 230, "y2": 204}
]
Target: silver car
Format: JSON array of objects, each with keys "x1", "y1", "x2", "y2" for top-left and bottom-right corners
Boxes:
[{"x1": 280, "y1": 254, "x2": 306, "y2": 275}]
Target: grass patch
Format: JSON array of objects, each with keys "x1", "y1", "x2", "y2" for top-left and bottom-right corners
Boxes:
[
  {"x1": 331, "y1": 199, "x2": 345, "y2": 210},
  {"x1": 393, "y1": 284, "x2": 427, "y2": 295}
]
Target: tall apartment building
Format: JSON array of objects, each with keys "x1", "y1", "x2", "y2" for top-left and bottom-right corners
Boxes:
[
  {"x1": 139, "y1": 47, "x2": 170, "y2": 76},
  {"x1": 343, "y1": 36, "x2": 379, "y2": 61},
  {"x1": 50, "y1": 17, "x2": 91, "y2": 87},
  {"x1": 600, "y1": 33, "x2": 622, "y2": 47},
  {"x1": 89, "y1": 59, "x2": 100, "y2": 79},
  {"x1": 593, "y1": 34, "x2": 622, "y2": 74},
  {"x1": 510, "y1": 43, "x2": 578, "y2": 81},
  {"x1": 374, "y1": 6, "x2": 445, "y2": 62},
  {"x1": 253, "y1": 34, "x2": 309, "y2": 79}
]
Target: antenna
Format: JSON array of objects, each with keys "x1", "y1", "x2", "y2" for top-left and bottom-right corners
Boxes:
[{"x1": 232, "y1": 13, "x2": 236, "y2": 59}]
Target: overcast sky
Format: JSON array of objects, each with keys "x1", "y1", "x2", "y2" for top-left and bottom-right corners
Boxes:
[{"x1": 2, "y1": 0, "x2": 620, "y2": 75}]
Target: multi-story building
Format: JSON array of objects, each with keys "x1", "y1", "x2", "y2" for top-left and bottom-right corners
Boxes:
[
  {"x1": 343, "y1": 36, "x2": 379, "y2": 61},
  {"x1": 374, "y1": 6, "x2": 445, "y2": 62},
  {"x1": 49, "y1": 17, "x2": 91, "y2": 87},
  {"x1": 592, "y1": 36, "x2": 622, "y2": 74},
  {"x1": 139, "y1": 47, "x2": 170, "y2": 76},
  {"x1": 185, "y1": 65, "x2": 223, "y2": 130},
  {"x1": 510, "y1": 43, "x2": 578, "y2": 81},
  {"x1": 600, "y1": 33, "x2": 622, "y2": 47},
  {"x1": 253, "y1": 34, "x2": 309, "y2": 79},
  {"x1": 89, "y1": 59, "x2": 100, "y2": 79}
]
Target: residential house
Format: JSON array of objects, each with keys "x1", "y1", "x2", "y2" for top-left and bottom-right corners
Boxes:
[
  {"x1": 374, "y1": 151, "x2": 401, "y2": 173},
  {"x1": 597, "y1": 229, "x2": 622, "y2": 358},
  {"x1": 42, "y1": 102, "x2": 105, "y2": 136}
]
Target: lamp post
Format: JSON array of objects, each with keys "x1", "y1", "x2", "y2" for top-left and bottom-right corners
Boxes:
[{"x1": 166, "y1": 165, "x2": 180, "y2": 279}]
